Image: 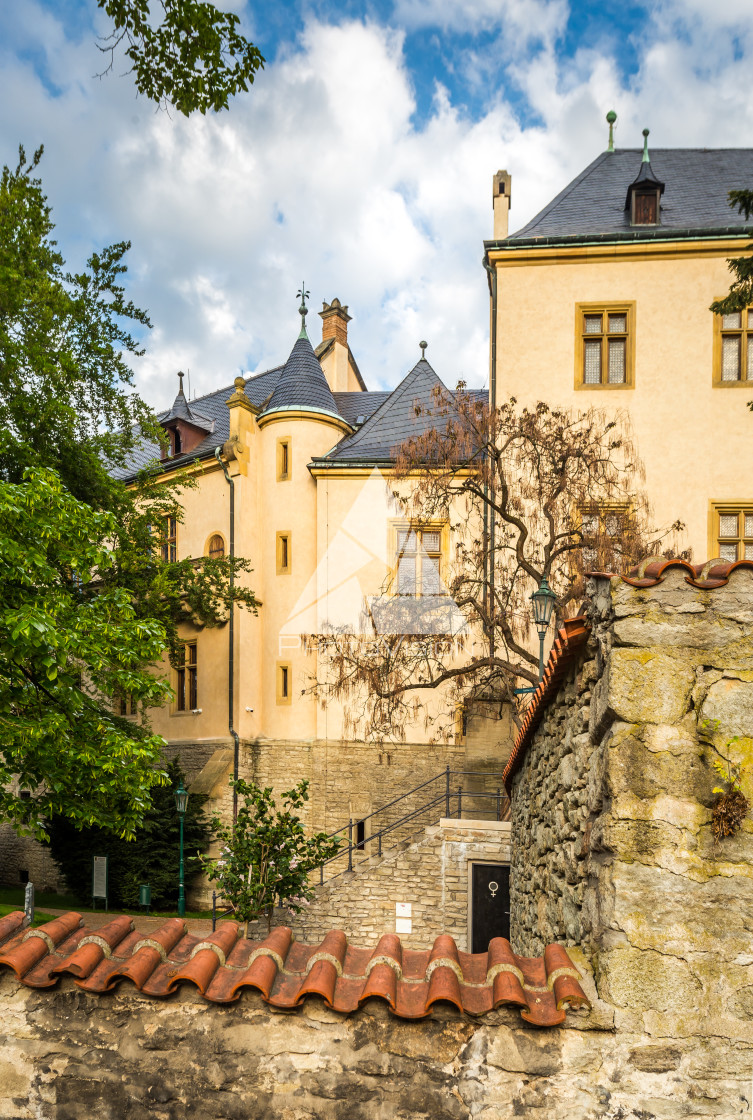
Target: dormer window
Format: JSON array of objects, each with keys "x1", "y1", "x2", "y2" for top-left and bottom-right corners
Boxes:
[
  {"x1": 632, "y1": 190, "x2": 658, "y2": 226},
  {"x1": 625, "y1": 128, "x2": 664, "y2": 228},
  {"x1": 159, "y1": 371, "x2": 215, "y2": 461}
]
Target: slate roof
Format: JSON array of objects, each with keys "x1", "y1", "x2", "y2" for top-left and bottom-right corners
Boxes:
[
  {"x1": 0, "y1": 910, "x2": 589, "y2": 1027},
  {"x1": 113, "y1": 349, "x2": 483, "y2": 480},
  {"x1": 162, "y1": 381, "x2": 214, "y2": 432},
  {"x1": 112, "y1": 369, "x2": 393, "y2": 482},
  {"x1": 261, "y1": 334, "x2": 341, "y2": 421},
  {"x1": 315, "y1": 359, "x2": 481, "y2": 466},
  {"x1": 492, "y1": 148, "x2": 753, "y2": 246}
]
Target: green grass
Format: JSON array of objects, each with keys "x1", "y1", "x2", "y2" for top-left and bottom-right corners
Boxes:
[
  {"x1": 0, "y1": 887, "x2": 214, "y2": 921},
  {"x1": 0, "y1": 902, "x2": 60, "y2": 927}
]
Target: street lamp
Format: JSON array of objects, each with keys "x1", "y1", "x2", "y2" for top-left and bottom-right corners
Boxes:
[
  {"x1": 530, "y1": 576, "x2": 557, "y2": 681},
  {"x1": 513, "y1": 576, "x2": 558, "y2": 695},
  {"x1": 174, "y1": 783, "x2": 189, "y2": 918}
]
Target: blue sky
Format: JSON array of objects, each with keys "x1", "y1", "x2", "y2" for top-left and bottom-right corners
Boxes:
[{"x1": 1, "y1": 0, "x2": 752, "y2": 402}]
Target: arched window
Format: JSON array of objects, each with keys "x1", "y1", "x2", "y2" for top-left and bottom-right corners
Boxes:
[{"x1": 208, "y1": 533, "x2": 225, "y2": 559}]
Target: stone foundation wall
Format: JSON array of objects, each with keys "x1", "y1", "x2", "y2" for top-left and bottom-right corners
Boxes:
[
  {"x1": 509, "y1": 656, "x2": 594, "y2": 956},
  {"x1": 511, "y1": 565, "x2": 753, "y2": 1067},
  {"x1": 0, "y1": 826, "x2": 66, "y2": 893},
  {"x1": 243, "y1": 819, "x2": 510, "y2": 951},
  {"x1": 1, "y1": 967, "x2": 752, "y2": 1120}
]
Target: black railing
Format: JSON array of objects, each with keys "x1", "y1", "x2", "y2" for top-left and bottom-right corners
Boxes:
[{"x1": 317, "y1": 766, "x2": 510, "y2": 886}]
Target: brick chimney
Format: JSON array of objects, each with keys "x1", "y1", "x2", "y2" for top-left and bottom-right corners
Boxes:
[
  {"x1": 492, "y1": 170, "x2": 512, "y2": 239},
  {"x1": 319, "y1": 298, "x2": 351, "y2": 348}
]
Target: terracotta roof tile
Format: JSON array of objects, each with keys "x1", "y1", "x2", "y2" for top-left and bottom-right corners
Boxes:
[
  {"x1": 0, "y1": 913, "x2": 589, "y2": 1028},
  {"x1": 615, "y1": 557, "x2": 753, "y2": 590},
  {"x1": 504, "y1": 617, "x2": 590, "y2": 795}
]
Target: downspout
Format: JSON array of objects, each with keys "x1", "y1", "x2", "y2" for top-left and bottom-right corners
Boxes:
[
  {"x1": 483, "y1": 258, "x2": 498, "y2": 668},
  {"x1": 215, "y1": 447, "x2": 239, "y2": 822}
]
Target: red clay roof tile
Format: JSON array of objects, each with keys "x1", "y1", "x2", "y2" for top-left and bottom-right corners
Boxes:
[
  {"x1": 0, "y1": 912, "x2": 589, "y2": 1028},
  {"x1": 503, "y1": 617, "x2": 590, "y2": 795}
]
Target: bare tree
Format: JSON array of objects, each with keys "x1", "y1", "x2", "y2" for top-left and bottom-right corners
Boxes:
[{"x1": 308, "y1": 387, "x2": 683, "y2": 742}]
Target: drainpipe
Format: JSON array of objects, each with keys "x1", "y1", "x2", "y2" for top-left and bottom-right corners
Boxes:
[
  {"x1": 215, "y1": 447, "x2": 239, "y2": 822},
  {"x1": 483, "y1": 258, "x2": 498, "y2": 667}
]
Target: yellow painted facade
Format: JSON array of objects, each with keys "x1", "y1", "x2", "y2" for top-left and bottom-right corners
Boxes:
[
  {"x1": 142, "y1": 325, "x2": 472, "y2": 771},
  {"x1": 486, "y1": 173, "x2": 753, "y2": 563}
]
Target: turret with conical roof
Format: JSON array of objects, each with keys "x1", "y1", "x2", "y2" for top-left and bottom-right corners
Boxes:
[
  {"x1": 161, "y1": 371, "x2": 215, "y2": 457},
  {"x1": 257, "y1": 287, "x2": 349, "y2": 431}
]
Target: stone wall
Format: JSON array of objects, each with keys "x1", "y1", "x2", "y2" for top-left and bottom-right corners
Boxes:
[
  {"x1": 509, "y1": 655, "x2": 593, "y2": 955},
  {"x1": 243, "y1": 819, "x2": 510, "y2": 951},
  {"x1": 511, "y1": 563, "x2": 753, "y2": 1082},
  {"x1": 2, "y1": 965, "x2": 752, "y2": 1120}
]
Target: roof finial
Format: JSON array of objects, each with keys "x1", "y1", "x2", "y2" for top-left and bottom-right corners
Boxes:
[
  {"x1": 606, "y1": 110, "x2": 617, "y2": 153},
  {"x1": 297, "y1": 283, "x2": 310, "y2": 339},
  {"x1": 419, "y1": 340, "x2": 428, "y2": 360},
  {"x1": 177, "y1": 370, "x2": 185, "y2": 395},
  {"x1": 641, "y1": 127, "x2": 650, "y2": 163}
]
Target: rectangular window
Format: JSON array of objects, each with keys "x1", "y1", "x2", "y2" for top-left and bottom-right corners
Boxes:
[
  {"x1": 395, "y1": 526, "x2": 443, "y2": 596},
  {"x1": 579, "y1": 506, "x2": 630, "y2": 571},
  {"x1": 276, "y1": 532, "x2": 291, "y2": 573},
  {"x1": 715, "y1": 308, "x2": 753, "y2": 384},
  {"x1": 118, "y1": 693, "x2": 137, "y2": 717},
  {"x1": 575, "y1": 303, "x2": 634, "y2": 389},
  {"x1": 176, "y1": 642, "x2": 197, "y2": 711},
  {"x1": 161, "y1": 516, "x2": 177, "y2": 563},
  {"x1": 277, "y1": 438, "x2": 291, "y2": 480},
  {"x1": 276, "y1": 661, "x2": 292, "y2": 705},
  {"x1": 712, "y1": 505, "x2": 753, "y2": 562}
]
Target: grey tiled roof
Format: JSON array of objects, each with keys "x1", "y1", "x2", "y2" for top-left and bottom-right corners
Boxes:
[
  {"x1": 162, "y1": 385, "x2": 214, "y2": 431},
  {"x1": 498, "y1": 148, "x2": 753, "y2": 244},
  {"x1": 334, "y1": 391, "x2": 391, "y2": 426},
  {"x1": 113, "y1": 367, "x2": 392, "y2": 482},
  {"x1": 316, "y1": 359, "x2": 451, "y2": 464},
  {"x1": 261, "y1": 335, "x2": 341, "y2": 419},
  {"x1": 112, "y1": 366, "x2": 282, "y2": 480}
]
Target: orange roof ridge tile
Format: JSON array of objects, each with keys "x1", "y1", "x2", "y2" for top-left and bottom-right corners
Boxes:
[
  {"x1": 503, "y1": 617, "x2": 590, "y2": 796},
  {"x1": 587, "y1": 556, "x2": 753, "y2": 589},
  {"x1": 0, "y1": 912, "x2": 589, "y2": 1029}
]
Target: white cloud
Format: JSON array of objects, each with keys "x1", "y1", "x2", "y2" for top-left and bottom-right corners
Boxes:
[{"x1": 0, "y1": 1, "x2": 752, "y2": 409}]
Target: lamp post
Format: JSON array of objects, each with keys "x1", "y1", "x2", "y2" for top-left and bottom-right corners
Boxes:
[
  {"x1": 530, "y1": 576, "x2": 557, "y2": 681},
  {"x1": 175, "y1": 783, "x2": 189, "y2": 918},
  {"x1": 514, "y1": 576, "x2": 558, "y2": 695}
]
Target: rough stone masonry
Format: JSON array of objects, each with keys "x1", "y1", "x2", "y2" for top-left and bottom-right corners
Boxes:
[{"x1": 2, "y1": 561, "x2": 753, "y2": 1118}]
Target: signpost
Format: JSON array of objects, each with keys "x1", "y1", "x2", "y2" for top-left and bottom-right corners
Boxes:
[{"x1": 92, "y1": 855, "x2": 109, "y2": 911}]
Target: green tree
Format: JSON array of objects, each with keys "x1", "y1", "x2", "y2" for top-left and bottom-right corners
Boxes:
[
  {"x1": 710, "y1": 190, "x2": 753, "y2": 316},
  {"x1": 47, "y1": 759, "x2": 211, "y2": 908},
  {"x1": 0, "y1": 149, "x2": 260, "y2": 832},
  {"x1": 0, "y1": 466, "x2": 171, "y2": 839},
  {"x1": 201, "y1": 779, "x2": 342, "y2": 936},
  {"x1": 97, "y1": 0, "x2": 265, "y2": 115},
  {"x1": 0, "y1": 147, "x2": 259, "y2": 664}
]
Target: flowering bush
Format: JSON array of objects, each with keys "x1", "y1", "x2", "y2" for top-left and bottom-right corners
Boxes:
[{"x1": 200, "y1": 778, "x2": 341, "y2": 935}]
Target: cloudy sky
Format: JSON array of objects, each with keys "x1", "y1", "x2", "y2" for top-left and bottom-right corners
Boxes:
[{"x1": 2, "y1": 0, "x2": 752, "y2": 407}]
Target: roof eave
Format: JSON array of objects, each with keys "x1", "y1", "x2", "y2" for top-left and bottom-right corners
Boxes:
[{"x1": 484, "y1": 225, "x2": 752, "y2": 253}]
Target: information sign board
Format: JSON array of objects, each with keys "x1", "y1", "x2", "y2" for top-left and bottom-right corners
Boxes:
[{"x1": 92, "y1": 855, "x2": 109, "y2": 909}]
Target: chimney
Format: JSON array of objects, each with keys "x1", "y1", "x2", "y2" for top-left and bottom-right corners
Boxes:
[
  {"x1": 492, "y1": 170, "x2": 512, "y2": 239},
  {"x1": 319, "y1": 298, "x2": 351, "y2": 348}
]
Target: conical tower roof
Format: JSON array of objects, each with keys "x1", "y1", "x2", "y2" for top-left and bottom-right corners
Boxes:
[
  {"x1": 259, "y1": 287, "x2": 343, "y2": 424},
  {"x1": 163, "y1": 372, "x2": 214, "y2": 432}
]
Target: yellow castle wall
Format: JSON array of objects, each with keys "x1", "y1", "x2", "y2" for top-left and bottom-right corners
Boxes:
[{"x1": 489, "y1": 239, "x2": 753, "y2": 561}]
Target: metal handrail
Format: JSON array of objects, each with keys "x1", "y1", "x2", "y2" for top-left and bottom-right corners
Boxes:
[{"x1": 317, "y1": 766, "x2": 510, "y2": 886}]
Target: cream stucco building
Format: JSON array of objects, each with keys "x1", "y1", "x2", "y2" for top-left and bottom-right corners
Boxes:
[{"x1": 485, "y1": 136, "x2": 753, "y2": 564}]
